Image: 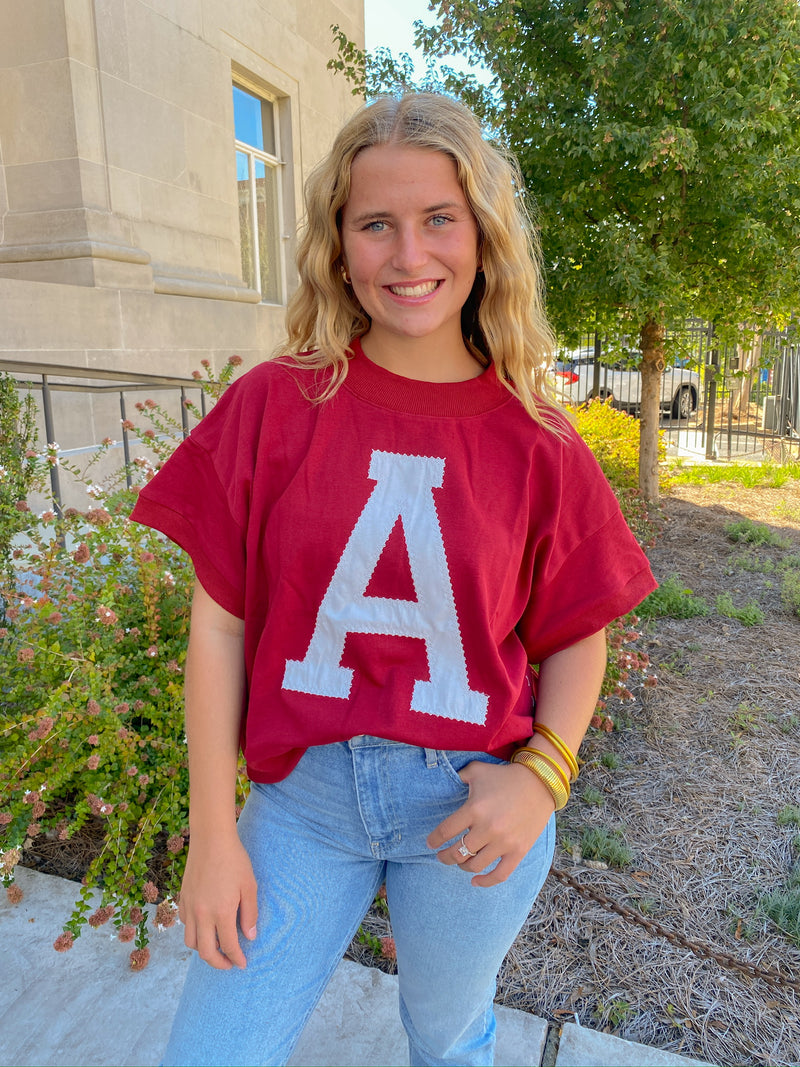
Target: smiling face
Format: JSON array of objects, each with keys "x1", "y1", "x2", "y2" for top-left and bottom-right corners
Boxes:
[{"x1": 340, "y1": 143, "x2": 481, "y2": 377}]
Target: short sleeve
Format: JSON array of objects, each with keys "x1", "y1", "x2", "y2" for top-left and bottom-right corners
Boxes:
[
  {"x1": 129, "y1": 378, "x2": 259, "y2": 619},
  {"x1": 517, "y1": 434, "x2": 657, "y2": 663}
]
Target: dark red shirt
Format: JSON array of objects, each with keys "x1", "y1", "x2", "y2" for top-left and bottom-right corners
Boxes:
[{"x1": 131, "y1": 341, "x2": 656, "y2": 781}]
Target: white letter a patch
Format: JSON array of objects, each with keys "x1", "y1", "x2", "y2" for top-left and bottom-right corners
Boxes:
[{"x1": 282, "y1": 450, "x2": 488, "y2": 725}]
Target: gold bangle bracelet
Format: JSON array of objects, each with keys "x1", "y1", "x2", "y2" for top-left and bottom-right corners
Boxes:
[
  {"x1": 531, "y1": 723, "x2": 579, "y2": 782},
  {"x1": 510, "y1": 748, "x2": 570, "y2": 810},
  {"x1": 514, "y1": 746, "x2": 570, "y2": 792}
]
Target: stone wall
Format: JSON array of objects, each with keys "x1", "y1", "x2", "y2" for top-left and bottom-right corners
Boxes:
[{"x1": 0, "y1": 0, "x2": 364, "y2": 369}]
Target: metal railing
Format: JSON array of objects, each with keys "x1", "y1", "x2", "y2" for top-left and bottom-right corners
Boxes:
[
  {"x1": 553, "y1": 323, "x2": 800, "y2": 463},
  {"x1": 0, "y1": 360, "x2": 208, "y2": 514}
]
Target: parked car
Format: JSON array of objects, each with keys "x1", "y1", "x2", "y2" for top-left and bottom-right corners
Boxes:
[{"x1": 552, "y1": 349, "x2": 701, "y2": 419}]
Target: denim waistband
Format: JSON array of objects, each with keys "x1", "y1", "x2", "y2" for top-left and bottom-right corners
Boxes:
[{"x1": 345, "y1": 734, "x2": 440, "y2": 767}]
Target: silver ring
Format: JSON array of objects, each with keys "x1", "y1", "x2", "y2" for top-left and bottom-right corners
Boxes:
[{"x1": 457, "y1": 833, "x2": 477, "y2": 859}]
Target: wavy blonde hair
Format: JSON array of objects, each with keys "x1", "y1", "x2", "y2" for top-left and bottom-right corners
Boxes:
[{"x1": 277, "y1": 92, "x2": 562, "y2": 428}]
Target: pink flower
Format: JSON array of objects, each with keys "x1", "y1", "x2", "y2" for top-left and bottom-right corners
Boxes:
[
  {"x1": 86, "y1": 754, "x2": 100, "y2": 771},
  {"x1": 26, "y1": 822, "x2": 42, "y2": 838},
  {"x1": 88, "y1": 905, "x2": 115, "y2": 928},
  {"x1": 129, "y1": 906, "x2": 144, "y2": 924},
  {"x1": 54, "y1": 931, "x2": 75, "y2": 952},
  {"x1": 130, "y1": 947, "x2": 150, "y2": 970},
  {"x1": 31, "y1": 800, "x2": 46, "y2": 818},
  {"x1": 0, "y1": 628, "x2": 7, "y2": 638},
  {"x1": 144, "y1": 398, "x2": 157, "y2": 409},
  {"x1": 87, "y1": 734, "x2": 99, "y2": 746},
  {"x1": 146, "y1": 646, "x2": 158, "y2": 658},
  {"x1": 0, "y1": 812, "x2": 12, "y2": 826},
  {"x1": 15, "y1": 500, "x2": 30, "y2": 513},
  {"x1": 126, "y1": 766, "x2": 138, "y2": 777},
  {"x1": 86, "y1": 700, "x2": 101, "y2": 716},
  {"x1": 6, "y1": 884, "x2": 24, "y2": 905},
  {"x1": 137, "y1": 774, "x2": 150, "y2": 787},
  {"x1": 191, "y1": 370, "x2": 202, "y2": 380},
  {"x1": 380, "y1": 936, "x2": 397, "y2": 960},
  {"x1": 17, "y1": 648, "x2": 34, "y2": 663},
  {"x1": 155, "y1": 902, "x2": 176, "y2": 928},
  {"x1": 140, "y1": 551, "x2": 155, "y2": 563},
  {"x1": 113, "y1": 703, "x2": 130, "y2": 716},
  {"x1": 73, "y1": 542, "x2": 90, "y2": 563},
  {"x1": 142, "y1": 881, "x2": 159, "y2": 904},
  {"x1": 228, "y1": 355, "x2": 243, "y2": 366},
  {"x1": 118, "y1": 924, "x2": 136, "y2": 943},
  {"x1": 23, "y1": 791, "x2": 40, "y2": 805},
  {"x1": 200, "y1": 358, "x2": 210, "y2": 368},
  {"x1": 121, "y1": 419, "x2": 135, "y2": 431},
  {"x1": 96, "y1": 605, "x2": 118, "y2": 626},
  {"x1": 166, "y1": 835, "x2": 185, "y2": 854},
  {"x1": 86, "y1": 507, "x2": 111, "y2": 526},
  {"x1": 46, "y1": 612, "x2": 63, "y2": 624}
]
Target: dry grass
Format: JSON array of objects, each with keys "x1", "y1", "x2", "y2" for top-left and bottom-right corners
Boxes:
[{"x1": 498, "y1": 480, "x2": 800, "y2": 1066}]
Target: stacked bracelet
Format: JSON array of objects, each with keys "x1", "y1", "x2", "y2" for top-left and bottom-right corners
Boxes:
[
  {"x1": 530, "y1": 723, "x2": 579, "y2": 782},
  {"x1": 510, "y1": 747, "x2": 570, "y2": 810}
]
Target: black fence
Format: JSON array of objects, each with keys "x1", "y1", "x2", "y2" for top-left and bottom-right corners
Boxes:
[
  {"x1": 0, "y1": 360, "x2": 207, "y2": 514},
  {"x1": 553, "y1": 323, "x2": 800, "y2": 462}
]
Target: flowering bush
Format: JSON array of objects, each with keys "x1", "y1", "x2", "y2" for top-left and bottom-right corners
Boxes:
[
  {"x1": 0, "y1": 372, "x2": 45, "y2": 593},
  {"x1": 572, "y1": 397, "x2": 669, "y2": 546},
  {"x1": 0, "y1": 358, "x2": 246, "y2": 968},
  {"x1": 571, "y1": 400, "x2": 661, "y2": 728},
  {"x1": 1, "y1": 357, "x2": 658, "y2": 968}
]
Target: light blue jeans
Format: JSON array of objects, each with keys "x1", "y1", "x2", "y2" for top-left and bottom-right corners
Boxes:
[{"x1": 163, "y1": 736, "x2": 555, "y2": 1067}]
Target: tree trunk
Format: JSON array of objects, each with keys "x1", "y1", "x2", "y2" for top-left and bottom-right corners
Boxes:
[{"x1": 638, "y1": 317, "x2": 665, "y2": 502}]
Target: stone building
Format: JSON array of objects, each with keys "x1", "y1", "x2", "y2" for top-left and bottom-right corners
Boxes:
[{"x1": 0, "y1": 0, "x2": 364, "y2": 501}]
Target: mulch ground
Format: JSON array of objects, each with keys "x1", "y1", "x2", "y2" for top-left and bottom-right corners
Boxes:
[
  {"x1": 353, "y1": 479, "x2": 800, "y2": 1067},
  {"x1": 17, "y1": 478, "x2": 800, "y2": 1065}
]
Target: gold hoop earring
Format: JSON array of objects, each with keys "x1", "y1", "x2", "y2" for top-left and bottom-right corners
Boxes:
[{"x1": 341, "y1": 266, "x2": 351, "y2": 285}]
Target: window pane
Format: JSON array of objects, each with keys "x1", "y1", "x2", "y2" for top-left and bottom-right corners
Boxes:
[
  {"x1": 237, "y1": 150, "x2": 256, "y2": 291},
  {"x1": 255, "y1": 159, "x2": 280, "y2": 303},
  {"x1": 233, "y1": 85, "x2": 264, "y2": 151},
  {"x1": 233, "y1": 85, "x2": 275, "y2": 156}
]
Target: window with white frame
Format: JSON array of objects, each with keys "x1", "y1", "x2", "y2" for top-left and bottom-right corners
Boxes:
[{"x1": 233, "y1": 83, "x2": 285, "y2": 304}]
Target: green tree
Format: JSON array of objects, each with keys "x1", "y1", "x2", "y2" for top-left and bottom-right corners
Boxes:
[{"x1": 346, "y1": 0, "x2": 800, "y2": 499}]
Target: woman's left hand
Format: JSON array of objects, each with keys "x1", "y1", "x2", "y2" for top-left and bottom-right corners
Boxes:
[{"x1": 426, "y1": 760, "x2": 556, "y2": 887}]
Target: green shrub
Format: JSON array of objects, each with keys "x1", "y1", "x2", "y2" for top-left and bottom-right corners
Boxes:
[
  {"x1": 637, "y1": 576, "x2": 711, "y2": 619},
  {"x1": 759, "y1": 867, "x2": 800, "y2": 948},
  {"x1": 0, "y1": 359, "x2": 246, "y2": 969},
  {"x1": 0, "y1": 373, "x2": 45, "y2": 591},
  {"x1": 715, "y1": 592, "x2": 765, "y2": 626},
  {"x1": 573, "y1": 399, "x2": 666, "y2": 545},
  {"x1": 579, "y1": 825, "x2": 634, "y2": 868},
  {"x1": 781, "y1": 570, "x2": 800, "y2": 617},
  {"x1": 724, "y1": 518, "x2": 788, "y2": 548}
]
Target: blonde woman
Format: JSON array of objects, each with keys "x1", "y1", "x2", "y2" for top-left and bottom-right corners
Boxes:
[{"x1": 133, "y1": 93, "x2": 655, "y2": 1067}]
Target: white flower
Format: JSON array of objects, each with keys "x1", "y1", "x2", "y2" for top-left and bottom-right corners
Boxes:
[{"x1": 86, "y1": 484, "x2": 105, "y2": 499}]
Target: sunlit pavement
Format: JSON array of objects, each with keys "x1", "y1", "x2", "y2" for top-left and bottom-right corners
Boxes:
[{"x1": 1, "y1": 867, "x2": 713, "y2": 1067}]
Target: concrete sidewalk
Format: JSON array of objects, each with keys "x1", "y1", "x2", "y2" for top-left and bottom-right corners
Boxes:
[{"x1": 1, "y1": 867, "x2": 711, "y2": 1067}]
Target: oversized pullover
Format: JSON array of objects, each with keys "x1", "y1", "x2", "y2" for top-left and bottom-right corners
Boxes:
[{"x1": 131, "y1": 340, "x2": 657, "y2": 782}]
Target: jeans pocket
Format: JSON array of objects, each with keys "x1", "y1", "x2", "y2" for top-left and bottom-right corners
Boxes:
[{"x1": 438, "y1": 749, "x2": 507, "y2": 789}]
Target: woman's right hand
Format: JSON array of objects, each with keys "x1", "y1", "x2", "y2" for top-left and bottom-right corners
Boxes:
[{"x1": 179, "y1": 833, "x2": 258, "y2": 970}]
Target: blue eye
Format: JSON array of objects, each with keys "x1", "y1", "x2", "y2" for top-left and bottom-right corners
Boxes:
[
  {"x1": 430, "y1": 215, "x2": 452, "y2": 226},
  {"x1": 364, "y1": 220, "x2": 387, "y2": 232}
]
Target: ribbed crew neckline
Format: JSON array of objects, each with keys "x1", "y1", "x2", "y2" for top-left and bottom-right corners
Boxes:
[{"x1": 343, "y1": 337, "x2": 510, "y2": 418}]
